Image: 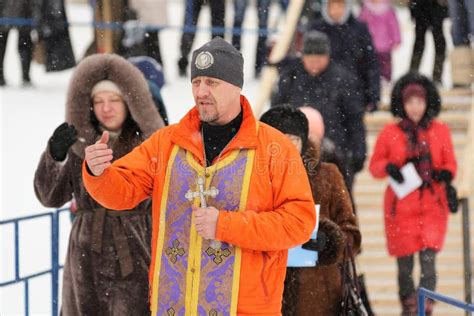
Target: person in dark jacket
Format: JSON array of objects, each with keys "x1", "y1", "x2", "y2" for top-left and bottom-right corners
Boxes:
[
  {"x1": 272, "y1": 30, "x2": 366, "y2": 193},
  {"x1": 409, "y1": 0, "x2": 448, "y2": 85},
  {"x1": 34, "y1": 0, "x2": 75, "y2": 72},
  {"x1": 0, "y1": 0, "x2": 34, "y2": 86},
  {"x1": 34, "y1": 54, "x2": 165, "y2": 315},
  {"x1": 177, "y1": 0, "x2": 225, "y2": 76},
  {"x1": 260, "y1": 105, "x2": 361, "y2": 316},
  {"x1": 308, "y1": 0, "x2": 381, "y2": 112}
]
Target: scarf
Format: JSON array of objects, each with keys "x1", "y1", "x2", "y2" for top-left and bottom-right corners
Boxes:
[{"x1": 398, "y1": 118, "x2": 433, "y2": 187}]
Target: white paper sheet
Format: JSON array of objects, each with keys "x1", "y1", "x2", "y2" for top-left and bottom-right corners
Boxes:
[
  {"x1": 388, "y1": 162, "x2": 423, "y2": 199},
  {"x1": 287, "y1": 204, "x2": 321, "y2": 267}
]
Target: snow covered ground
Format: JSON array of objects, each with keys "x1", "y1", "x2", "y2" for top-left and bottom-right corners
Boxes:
[{"x1": 0, "y1": 1, "x2": 451, "y2": 314}]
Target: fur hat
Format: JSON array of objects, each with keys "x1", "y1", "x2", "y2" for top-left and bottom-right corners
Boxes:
[
  {"x1": 91, "y1": 80, "x2": 123, "y2": 98},
  {"x1": 303, "y1": 31, "x2": 331, "y2": 55},
  {"x1": 191, "y1": 37, "x2": 244, "y2": 88},
  {"x1": 260, "y1": 105, "x2": 309, "y2": 151}
]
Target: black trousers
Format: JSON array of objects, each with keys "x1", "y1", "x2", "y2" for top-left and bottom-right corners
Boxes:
[
  {"x1": 178, "y1": 0, "x2": 225, "y2": 69},
  {"x1": 397, "y1": 248, "x2": 437, "y2": 300},
  {"x1": 0, "y1": 26, "x2": 33, "y2": 83},
  {"x1": 410, "y1": 12, "x2": 446, "y2": 83},
  {"x1": 144, "y1": 30, "x2": 163, "y2": 67}
]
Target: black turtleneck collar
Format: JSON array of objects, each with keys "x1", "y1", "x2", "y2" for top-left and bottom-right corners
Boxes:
[{"x1": 202, "y1": 110, "x2": 243, "y2": 166}]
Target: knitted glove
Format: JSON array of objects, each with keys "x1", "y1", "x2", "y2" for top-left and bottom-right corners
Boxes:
[
  {"x1": 446, "y1": 184, "x2": 458, "y2": 213},
  {"x1": 386, "y1": 163, "x2": 404, "y2": 183},
  {"x1": 352, "y1": 155, "x2": 365, "y2": 173},
  {"x1": 49, "y1": 123, "x2": 77, "y2": 161},
  {"x1": 302, "y1": 218, "x2": 345, "y2": 266},
  {"x1": 433, "y1": 169, "x2": 453, "y2": 183}
]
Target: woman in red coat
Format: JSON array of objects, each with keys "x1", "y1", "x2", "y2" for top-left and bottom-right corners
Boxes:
[{"x1": 369, "y1": 72, "x2": 457, "y2": 316}]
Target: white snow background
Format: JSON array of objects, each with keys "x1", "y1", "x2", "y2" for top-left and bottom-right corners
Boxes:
[{"x1": 0, "y1": 1, "x2": 451, "y2": 314}]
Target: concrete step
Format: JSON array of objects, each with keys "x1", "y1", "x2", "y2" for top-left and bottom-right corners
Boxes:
[
  {"x1": 379, "y1": 90, "x2": 473, "y2": 112},
  {"x1": 365, "y1": 112, "x2": 469, "y2": 132}
]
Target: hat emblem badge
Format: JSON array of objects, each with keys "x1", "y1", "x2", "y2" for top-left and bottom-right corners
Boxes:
[{"x1": 195, "y1": 51, "x2": 214, "y2": 69}]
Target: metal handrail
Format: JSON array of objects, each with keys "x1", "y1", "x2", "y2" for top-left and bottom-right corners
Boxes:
[
  {"x1": 0, "y1": 208, "x2": 70, "y2": 316},
  {"x1": 0, "y1": 17, "x2": 279, "y2": 35},
  {"x1": 418, "y1": 287, "x2": 474, "y2": 315}
]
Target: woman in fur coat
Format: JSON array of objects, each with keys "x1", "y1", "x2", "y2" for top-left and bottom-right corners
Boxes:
[
  {"x1": 369, "y1": 72, "x2": 457, "y2": 316},
  {"x1": 260, "y1": 105, "x2": 361, "y2": 316},
  {"x1": 34, "y1": 54, "x2": 165, "y2": 315}
]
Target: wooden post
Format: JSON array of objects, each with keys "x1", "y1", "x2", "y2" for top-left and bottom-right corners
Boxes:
[
  {"x1": 95, "y1": 0, "x2": 113, "y2": 53},
  {"x1": 253, "y1": 0, "x2": 305, "y2": 117}
]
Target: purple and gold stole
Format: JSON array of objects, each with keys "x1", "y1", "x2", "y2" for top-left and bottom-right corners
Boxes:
[{"x1": 151, "y1": 145, "x2": 255, "y2": 316}]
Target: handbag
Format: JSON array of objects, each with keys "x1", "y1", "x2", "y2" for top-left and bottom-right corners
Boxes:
[{"x1": 340, "y1": 243, "x2": 369, "y2": 316}]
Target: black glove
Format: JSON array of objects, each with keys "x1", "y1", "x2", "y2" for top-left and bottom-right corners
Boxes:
[
  {"x1": 386, "y1": 163, "x2": 404, "y2": 183},
  {"x1": 365, "y1": 103, "x2": 378, "y2": 113},
  {"x1": 433, "y1": 169, "x2": 453, "y2": 183},
  {"x1": 446, "y1": 184, "x2": 458, "y2": 213},
  {"x1": 302, "y1": 231, "x2": 327, "y2": 252},
  {"x1": 352, "y1": 156, "x2": 365, "y2": 173},
  {"x1": 49, "y1": 123, "x2": 77, "y2": 161}
]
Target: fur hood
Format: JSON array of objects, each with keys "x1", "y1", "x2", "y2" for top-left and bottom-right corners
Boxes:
[
  {"x1": 65, "y1": 54, "x2": 165, "y2": 158},
  {"x1": 302, "y1": 138, "x2": 321, "y2": 176},
  {"x1": 390, "y1": 72, "x2": 441, "y2": 125}
]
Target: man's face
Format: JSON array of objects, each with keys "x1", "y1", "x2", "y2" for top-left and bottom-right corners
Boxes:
[
  {"x1": 92, "y1": 91, "x2": 128, "y2": 132},
  {"x1": 302, "y1": 55, "x2": 330, "y2": 76},
  {"x1": 328, "y1": 2, "x2": 346, "y2": 22},
  {"x1": 192, "y1": 76, "x2": 242, "y2": 125}
]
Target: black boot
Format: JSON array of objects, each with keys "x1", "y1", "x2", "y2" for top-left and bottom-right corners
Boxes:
[
  {"x1": 400, "y1": 293, "x2": 417, "y2": 316},
  {"x1": 178, "y1": 57, "x2": 188, "y2": 77},
  {"x1": 432, "y1": 52, "x2": 445, "y2": 85}
]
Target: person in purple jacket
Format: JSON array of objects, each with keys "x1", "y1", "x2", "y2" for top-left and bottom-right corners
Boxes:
[{"x1": 359, "y1": 0, "x2": 401, "y2": 83}]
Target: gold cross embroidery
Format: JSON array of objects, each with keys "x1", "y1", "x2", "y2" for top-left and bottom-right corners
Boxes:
[
  {"x1": 167, "y1": 307, "x2": 175, "y2": 316},
  {"x1": 165, "y1": 239, "x2": 185, "y2": 264},
  {"x1": 209, "y1": 309, "x2": 218, "y2": 316},
  {"x1": 205, "y1": 246, "x2": 231, "y2": 265}
]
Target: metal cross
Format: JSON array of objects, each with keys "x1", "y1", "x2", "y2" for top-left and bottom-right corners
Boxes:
[
  {"x1": 185, "y1": 177, "x2": 218, "y2": 207},
  {"x1": 185, "y1": 177, "x2": 221, "y2": 249}
]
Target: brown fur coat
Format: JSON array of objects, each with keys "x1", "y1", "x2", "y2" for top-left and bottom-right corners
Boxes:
[
  {"x1": 282, "y1": 141, "x2": 361, "y2": 316},
  {"x1": 34, "y1": 54, "x2": 164, "y2": 315}
]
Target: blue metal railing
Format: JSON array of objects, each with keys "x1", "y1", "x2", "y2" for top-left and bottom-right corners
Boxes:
[
  {"x1": 0, "y1": 17, "x2": 280, "y2": 36},
  {"x1": 418, "y1": 288, "x2": 474, "y2": 316},
  {"x1": 0, "y1": 208, "x2": 70, "y2": 316}
]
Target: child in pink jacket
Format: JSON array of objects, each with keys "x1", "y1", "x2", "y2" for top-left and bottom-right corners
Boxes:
[{"x1": 359, "y1": 0, "x2": 401, "y2": 82}]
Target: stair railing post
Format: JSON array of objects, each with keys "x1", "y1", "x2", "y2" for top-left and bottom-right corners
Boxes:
[
  {"x1": 461, "y1": 197, "x2": 472, "y2": 316},
  {"x1": 51, "y1": 212, "x2": 59, "y2": 316}
]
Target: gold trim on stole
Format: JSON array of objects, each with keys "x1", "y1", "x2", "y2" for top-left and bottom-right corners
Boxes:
[
  {"x1": 151, "y1": 146, "x2": 256, "y2": 315},
  {"x1": 151, "y1": 145, "x2": 180, "y2": 313}
]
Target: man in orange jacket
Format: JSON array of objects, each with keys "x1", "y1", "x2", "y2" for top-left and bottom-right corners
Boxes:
[{"x1": 82, "y1": 37, "x2": 316, "y2": 315}]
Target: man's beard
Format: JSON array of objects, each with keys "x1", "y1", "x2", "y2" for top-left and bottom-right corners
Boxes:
[{"x1": 199, "y1": 109, "x2": 218, "y2": 123}]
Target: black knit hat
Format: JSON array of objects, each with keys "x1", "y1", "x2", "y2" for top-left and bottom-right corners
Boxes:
[
  {"x1": 303, "y1": 31, "x2": 330, "y2": 55},
  {"x1": 260, "y1": 105, "x2": 309, "y2": 151},
  {"x1": 191, "y1": 37, "x2": 244, "y2": 88}
]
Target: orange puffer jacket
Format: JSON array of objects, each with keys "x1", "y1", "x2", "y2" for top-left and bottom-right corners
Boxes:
[{"x1": 83, "y1": 95, "x2": 316, "y2": 315}]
